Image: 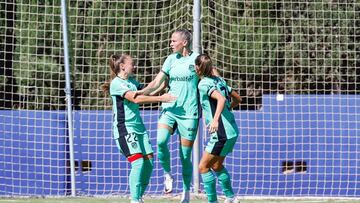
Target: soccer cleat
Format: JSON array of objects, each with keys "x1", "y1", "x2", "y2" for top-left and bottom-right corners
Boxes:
[
  {"x1": 164, "y1": 173, "x2": 173, "y2": 193},
  {"x1": 139, "y1": 198, "x2": 145, "y2": 203},
  {"x1": 224, "y1": 197, "x2": 240, "y2": 203},
  {"x1": 130, "y1": 200, "x2": 140, "y2": 203},
  {"x1": 180, "y1": 190, "x2": 190, "y2": 203}
]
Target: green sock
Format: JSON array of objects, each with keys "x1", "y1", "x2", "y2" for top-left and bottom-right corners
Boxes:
[
  {"x1": 201, "y1": 171, "x2": 217, "y2": 202},
  {"x1": 140, "y1": 158, "x2": 154, "y2": 197},
  {"x1": 157, "y1": 128, "x2": 171, "y2": 173},
  {"x1": 180, "y1": 145, "x2": 193, "y2": 191},
  {"x1": 129, "y1": 158, "x2": 144, "y2": 201},
  {"x1": 215, "y1": 167, "x2": 234, "y2": 198}
]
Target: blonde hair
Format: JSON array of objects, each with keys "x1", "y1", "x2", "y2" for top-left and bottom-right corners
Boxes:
[{"x1": 174, "y1": 28, "x2": 192, "y2": 50}]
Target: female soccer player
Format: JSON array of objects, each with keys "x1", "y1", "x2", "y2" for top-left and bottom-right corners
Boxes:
[
  {"x1": 134, "y1": 28, "x2": 199, "y2": 203},
  {"x1": 102, "y1": 53, "x2": 176, "y2": 203},
  {"x1": 195, "y1": 54, "x2": 241, "y2": 203}
]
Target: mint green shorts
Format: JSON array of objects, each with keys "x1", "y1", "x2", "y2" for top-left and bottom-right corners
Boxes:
[
  {"x1": 158, "y1": 111, "x2": 199, "y2": 141},
  {"x1": 115, "y1": 131, "x2": 153, "y2": 157},
  {"x1": 205, "y1": 136, "x2": 238, "y2": 157}
]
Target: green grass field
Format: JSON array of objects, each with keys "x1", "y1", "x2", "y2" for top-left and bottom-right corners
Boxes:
[{"x1": 1, "y1": 197, "x2": 359, "y2": 203}]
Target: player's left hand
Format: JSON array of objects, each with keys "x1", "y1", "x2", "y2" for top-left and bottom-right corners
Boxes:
[
  {"x1": 161, "y1": 93, "x2": 177, "y2": 103},
  {"x1": 207, "y1": 121, "x2": 219, "y2": 134}
]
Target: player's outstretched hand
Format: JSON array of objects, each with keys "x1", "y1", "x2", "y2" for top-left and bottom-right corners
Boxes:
[{"x1": 161, "y1": 93, "x2": 177, "y2": 103}]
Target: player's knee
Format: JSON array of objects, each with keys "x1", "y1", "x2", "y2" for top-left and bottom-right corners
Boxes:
[
  {"x1": 180, "y1": 145, "x2": 192, "y2": 160},
  {"x1": 157, "y1": 128, "x2": 170, "y2": 147},
  {"x1": 157, "y1": 139, "x2": 168, "y2": 150},
  {"x1": 211, "y1": 163, "x2": 224, "y2": 172},
  {"x1": 157, "y1": 140, "x2": 167, "y2": 148},
  {"x1": 198, "y1": 162, "x2": 210, "y2": 174}
]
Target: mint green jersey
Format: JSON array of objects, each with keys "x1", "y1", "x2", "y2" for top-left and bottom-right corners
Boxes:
[
  {"x1": 161, "y1": 52, "x2": 200, "y2": 119},
  {"x1": 110, "y1": 76, "x2": 146, "y2": 138},
  {"x1": 198, "y1": 76, "x2": 239, "y2": 139}
]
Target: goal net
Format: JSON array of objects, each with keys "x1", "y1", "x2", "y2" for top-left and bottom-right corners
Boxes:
[
  {"x1": 201, "y1": 0, "x2": 360, "y2": 198},
  {"x1": 1, "y1": 0, "x2": 359, "y2": 198}
]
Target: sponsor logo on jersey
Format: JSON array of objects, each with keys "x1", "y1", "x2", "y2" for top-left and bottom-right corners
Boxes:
[
  {"x1": 131, "y1": 142, "x2": 138, "y2": 149},
  {"x1": 170, "y1": 75, "x2": 195, "y2": 82}
]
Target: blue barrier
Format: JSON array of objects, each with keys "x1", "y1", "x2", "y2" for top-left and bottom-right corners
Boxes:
[
  {"x1": 1, "y1": 94, "x2": 360, "y2": 196},
  {"x1": 0, "y1": 111, "x2": 68, "y2": 195},
  {"x1": 234, "y1": 95, "x2": 360, "y2": 196}
]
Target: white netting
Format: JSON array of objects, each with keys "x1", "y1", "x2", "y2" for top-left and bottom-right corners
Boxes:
[
  {"x1": 202, "y1": 0, "x2": 359, "y2": 198},
  {"x1": 1, "y1": 1, "x2": 68, "y2": 196},
  {"x1": 1, "y1": 0, "x2": 359, "y2": 198},
  {"x1": 68, "y1": 0, "x2": 193, "y2": 196}
]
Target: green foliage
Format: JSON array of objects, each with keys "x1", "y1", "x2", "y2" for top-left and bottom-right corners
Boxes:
[
  {"x1": 270, "y1": 1, "x2": 359, "y2": 94},
  {"x1": 203, "y1": 0, "x2": 278, "y2": 100},
  {"x1": 2, "y1": 0, "x2": 359, "y2": 110},
  {"x1": 14, "y1": 56, "x2": 66, "y2": 110},
  {"x1": 67, "y1": 0, "x2": 193, "y2": 109},
  {"x1": 3, "y1": 0, "x2": 64, "y2": 109}
]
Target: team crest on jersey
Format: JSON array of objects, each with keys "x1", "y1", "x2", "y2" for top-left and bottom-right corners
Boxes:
[
  {"x1": 189, "y1": 64, "x2": 195, "y2": 72},
  {"x1": 131, "y1": 142, "x2": 138, "y2": 149}
]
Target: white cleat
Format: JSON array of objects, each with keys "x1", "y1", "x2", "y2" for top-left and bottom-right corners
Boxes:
[
  {"x1": 164, "y1": 173, "x2": 173, "y2": 194},
  {"x1": 224, "y1": 196, "x2": 240, "y2": 203},
  {"x1": 139, "y1": 198, "x2": 145, "y2": 203},
  {"x1": 180, "y1": 190, "x2": 190, "y2": 203}
]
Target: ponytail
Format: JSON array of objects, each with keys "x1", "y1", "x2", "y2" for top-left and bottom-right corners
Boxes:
[
  {"x1": 195, "y1": 54, "x2": 213, "y2": 77},
  {"x1": 101, "y1": 54, "x2": 130, "y2": 95}
]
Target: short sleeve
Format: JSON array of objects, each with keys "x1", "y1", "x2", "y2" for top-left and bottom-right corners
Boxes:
[
  {"x1": 110, "y1": 79, "x2": 130, "y2": 97},
  {"x1": 198, "y1": 79, "x2": 216, "y2": 97},
  {"x1": 161, "y1": 55, "x2": 173, "y2": 76}
]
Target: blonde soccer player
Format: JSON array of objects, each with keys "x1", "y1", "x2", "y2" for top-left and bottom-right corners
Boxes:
[{"x1": 134, "y1": 29, "x2": 200, "y2": 203}]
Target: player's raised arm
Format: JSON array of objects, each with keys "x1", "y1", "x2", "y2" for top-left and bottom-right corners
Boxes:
[
  {"x1": 134, "y1": 71, "x2": 167, "y2": 97},
  {"x1": 149, "y1": 79, "x2": 168, "y2": 96},
  {"x1": 124, "y1": 91, "x2": 176, "y2": 104}
]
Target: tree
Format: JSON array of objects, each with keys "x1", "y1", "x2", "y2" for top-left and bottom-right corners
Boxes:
[{"x1": 0, "y1": 0, "x2": 18, "y2": 109}]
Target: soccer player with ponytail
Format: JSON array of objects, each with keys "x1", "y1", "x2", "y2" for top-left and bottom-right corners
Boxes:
[
  {"x1": 102, "y1": 54, "x2": 176, "y2": 203},
  {"x1": 195, "y1": 54, "x2": 241, "y2": 203}
]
